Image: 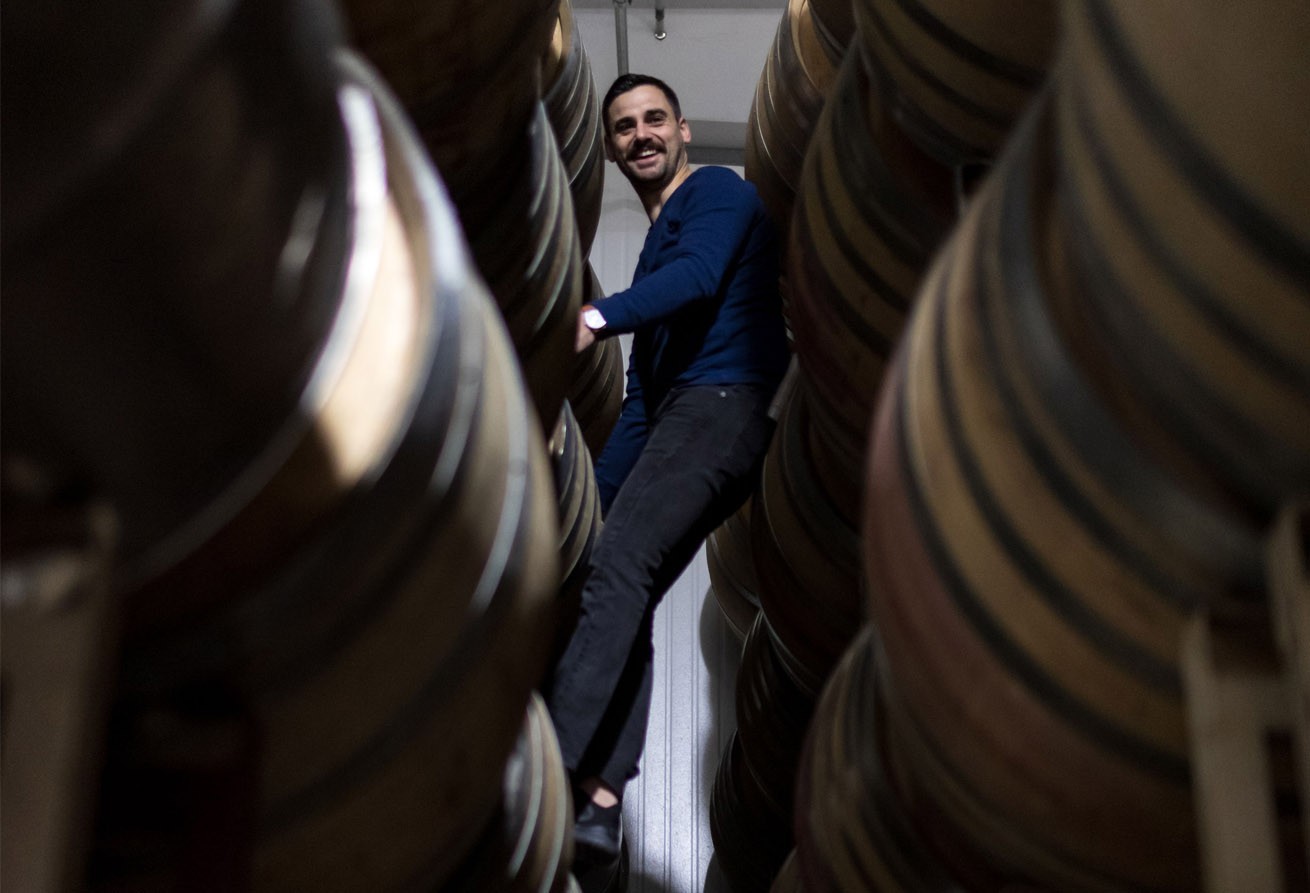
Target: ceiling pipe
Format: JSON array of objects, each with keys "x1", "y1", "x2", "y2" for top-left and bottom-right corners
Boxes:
[{"x1": 613, "y1": 0, "x2": 631, "y2": 74}]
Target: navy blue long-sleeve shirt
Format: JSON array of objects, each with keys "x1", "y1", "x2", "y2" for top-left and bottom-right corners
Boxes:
[{"x1": 592, "y1": 166, "x2": 790, "y2": 508}]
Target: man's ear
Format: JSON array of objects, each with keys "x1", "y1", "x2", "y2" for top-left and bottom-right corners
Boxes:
[
  {"x1": 679, "y1": 117, "x2": 691, "y2": 144},
  {"x1": 603, "y1": 133, "x2": 616, "y2": 162}
]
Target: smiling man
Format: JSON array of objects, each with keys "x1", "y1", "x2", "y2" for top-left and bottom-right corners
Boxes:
[{"x1": 543, "y1": 74, "x2": 790, "y2": 891}]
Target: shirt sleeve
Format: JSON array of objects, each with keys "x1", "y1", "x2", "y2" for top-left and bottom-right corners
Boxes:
[{"x1": 591, "y1": 176, "x2": 758, "y2": 334}]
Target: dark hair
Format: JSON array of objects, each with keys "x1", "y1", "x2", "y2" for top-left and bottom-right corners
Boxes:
[{"x1": 601, "y1": 74, "x2": 682, "y2": 134}]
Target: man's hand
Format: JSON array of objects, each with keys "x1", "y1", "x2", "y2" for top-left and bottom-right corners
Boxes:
[
  {"x1": 576, "y1": 304, "x2": 600, "y2": 353},
  {"x1": 576, "y1": 309, "x2": 596, "y2": 353}
]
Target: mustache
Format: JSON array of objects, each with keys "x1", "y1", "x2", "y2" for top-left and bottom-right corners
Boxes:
[{"x1": 627, "y1": 143, "x2": 663, "y2": 160}]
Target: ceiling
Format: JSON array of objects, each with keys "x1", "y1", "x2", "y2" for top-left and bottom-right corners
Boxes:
[{"x1": 572, "y1": 0, "x2": 788, "y2": 164}]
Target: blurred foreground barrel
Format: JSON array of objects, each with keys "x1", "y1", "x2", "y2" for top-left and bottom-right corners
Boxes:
[
  {"x1": 850, "y1": 0, "x2": 1058, "y2": 165},
  {"x1": 3, "y1": 0, "x2": 353, "y2": 567},
  {"x1": 1056, "y1": 0, "x2": 1310, "y2": 512},
  {"x1": 78, "y1": 49, "x2": 560, "y2": 891},
  {"x1": 862, "y1": 91, "x2": 1271, "y2": 891}
]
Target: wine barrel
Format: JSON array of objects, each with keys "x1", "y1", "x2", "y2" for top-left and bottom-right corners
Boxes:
[
  {"x1": 341, "y1": 0, "x2": 578, "y2": 436},
  {"x1": 542, "y1": 0, "x2": 606, "y2": 257},
  {"x1": 566, "y1": 264, "x2": 625, "y2": 461},
  {"x1": 340, "y1": 0, "x2": 558, "y2": 193},
  {"x1": 710, "y1": 731, "x2": 795, "y2": 893},
  {"x1": 745, "y1": 0, "x2": 841, "y2": 242},
  {"x1": 808, "y1": 0, "x2": 858, "y2": 64},
  {"x1": 863, "y1": 92, "x2": 1270, "y2": 891},
  {"x1": 793, "y1": 626, "x2": 975, "y2": 893},
  {"x1": 734, "y1": 612, "x2": 820, "y2": 826},
  {"x1": 850, "y1": 0, "x2": 1058, "y2": 165},
  {"x1": 549, "y1": 400, "x2": 604, "y2": 661},
  {"x1": 2, "y1": 0, "x2": 353, "y2": 567},
  {"x1": 753, "y1": 383, "x2": 864, "y2": 689},
  {"x1": 771, "y1": 849, "x2": 806, "y2": 893},
  {"x1": 1055, "y1": 0, "x2": 1310, "y2": 512},
  {"x1": 707, "y1": 497, "x2": 762, "y2": 642},
  {"x1": 464, "y1": 101, "x2": 585, "y2": 434},
  {"x1": 786, "y1": 46, "x2": 956, "y2": 522},
  {"x1": 442, "y1": 694, "x2": 576, "y2": 893},
  {"x1": 87, "y1": 49, "x2": 560, "y2": 891}
]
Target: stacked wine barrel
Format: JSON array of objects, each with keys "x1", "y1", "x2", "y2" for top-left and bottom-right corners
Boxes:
[
  {"x1": 712, "y1": 1, "x2": 1059, "y2": 889},
  {"x1": 569, "y1": 264, "x2": 627, "y2": 462},
  {"x1": 792, "y1": 0, "x2": 1310, "y2": 890},
  {"x1": 709, "y1": 0, "x2": 855, "y2": 653},
  {"x1": 549, "y1": 401, "x2": 605, "y2": 662},
  {"x1": 542, "y1": 0, "x2": 606, "y2": 260},
  {"x1": 443, "y1": 694, "x2": 581, "y2": 893},
  {"x1": 542, "y1": 0, "x2": 624, "y2": 462},
  {"x1": 744, "y1": 0, "x2": 845, "y2": 247},
  {"x1": 706, "y1": 493, "x2": 763, "y2": 642},
  {"x1": 2, "y1": 4, "x2": 577, "y2": 888},
  {"x1": 341, "y1": 0, "x2": 580, "y2": 438},
  {"x1": 341, "y1": 0, "x2": 622, "y2": 645}
]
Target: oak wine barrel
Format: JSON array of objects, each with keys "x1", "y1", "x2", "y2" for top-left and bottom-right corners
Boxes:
[
  {"x1": 863, "y1": 92, "x2": 1272, "y2": 891},
  {"x1": 1055, "y1": 0, "x2": 1310, "y2": 513},
  {"x1": 85, "y1": 48, "x2": 561, "y2": 891},
  {"x1": 850, "y1": 0, "x2": 1058, "y2": 165}
]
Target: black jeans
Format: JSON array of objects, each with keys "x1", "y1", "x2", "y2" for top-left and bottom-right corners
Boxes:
[{"x1": 544, "y1": 383, "x2": 777, "y2": 794}]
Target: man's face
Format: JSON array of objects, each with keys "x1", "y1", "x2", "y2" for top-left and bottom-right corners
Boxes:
[{"x1": 604, "y1": 85, "x2": 691, "y2": 190}]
